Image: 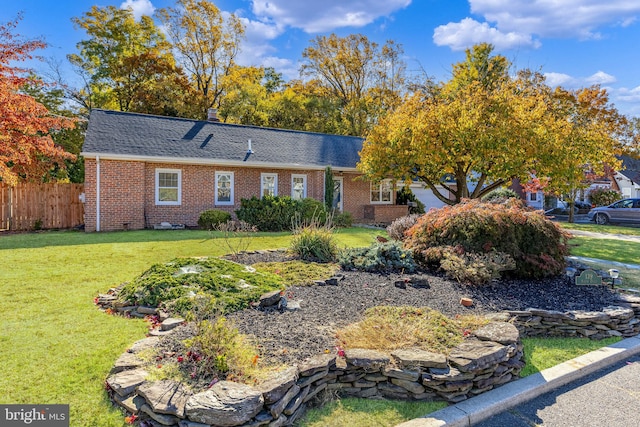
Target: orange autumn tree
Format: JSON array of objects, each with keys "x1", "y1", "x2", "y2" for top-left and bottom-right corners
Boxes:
[{"x1": 0, "y1": 17, "x2": 75, "y2": 186}]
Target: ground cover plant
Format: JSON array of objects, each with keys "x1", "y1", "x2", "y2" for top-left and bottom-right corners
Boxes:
[
  {"x1": 117, "y1": 257, "x2": 283, "y2": 315},
  {"x1": 335, "y1": 306, "x2": 488, "y2": 354}
]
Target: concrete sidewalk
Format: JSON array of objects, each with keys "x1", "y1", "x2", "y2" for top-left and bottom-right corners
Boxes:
[{"x1": 396, "y1": 334, "x2": 640, "y2": 427}]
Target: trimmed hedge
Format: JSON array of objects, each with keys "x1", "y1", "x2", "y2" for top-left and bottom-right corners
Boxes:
[
  {"x1": 198, "y1": 209, "x2": 232, "y2": 230},
  {"x1": 235, "y1": 196, "x2": 329, "y2": 231}
]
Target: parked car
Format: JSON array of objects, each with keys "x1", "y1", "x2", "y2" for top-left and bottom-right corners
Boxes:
[{"x1": 587, "y1": 198, "x2": 640, "y2": 225}]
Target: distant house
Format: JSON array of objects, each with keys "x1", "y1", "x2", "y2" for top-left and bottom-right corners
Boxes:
[
  {"x1": 611, "y1": 155, "x2": 640, "y2": 199},
  {"x1": 81, "y1": 109, "x2": 409, "y2": 231}
]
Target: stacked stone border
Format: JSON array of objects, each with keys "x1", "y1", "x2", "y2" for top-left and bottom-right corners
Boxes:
[
  {"x1": 491, "y1": 293, "x2": 640, "y2": 339},
  {"x1": 103, "y1": 294, "x2": 640, "y2": 427},
  {"x1": 107, "y1": 321, "x2": 524, "y2": 427}
]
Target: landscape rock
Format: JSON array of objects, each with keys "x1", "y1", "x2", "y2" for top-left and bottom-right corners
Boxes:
[
  {"x1": 161, "y1": 317, "x2": 185, "y2": 331},
  {"x1": 257, "y1": 367, "x2": 298, "y2": 405},
  {"x1": 137, "y1": 380, "x2": 192, "y2": 418},
  {"x1": 391, "y1": 348, "x2": 448, "y2": 369},
  {"x1": 259, "y1": 290, "x2": 282, "y2": 308},
  {"x1": 344, "y1": 349, "x2": 390, "y2": 371},
  {"x1": 473, "y1": 322, "x2": 519, "y2": 345},
  {"x1": 449, "y1": 339, "x2": 509, "y2": 372},
  {"x1": 185, "y1": 381, "x2": 263, "y2": 426},
  {"x1": 111, "y1": 352, "x2": 146, "y2": 374},
  {"x1": 106, "y1": 369, "x2": 148, "y2": 397},
  {"x1": 140, "y1": 403, "x2": 181, "y2": 426}
]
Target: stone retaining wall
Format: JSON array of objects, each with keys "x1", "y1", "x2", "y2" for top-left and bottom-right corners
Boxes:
[
  {"x1": 105, "y1": 293, "x2": 640, "y2": 427},
  {"x1": 491, "y1": 293, "x2": 640, "y2": 339},
  {"x1": 107, "y1": 321, "x2": 524, "y2": 427}
]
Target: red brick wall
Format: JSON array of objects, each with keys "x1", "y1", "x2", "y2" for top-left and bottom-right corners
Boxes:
[{"x1": 85, "y1": 161, "x2": 350, "y2": 231}]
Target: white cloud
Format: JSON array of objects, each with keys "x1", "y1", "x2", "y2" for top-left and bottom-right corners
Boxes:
[
  {"x1": 120, "y1": 0, "x2": 155, "y2": 20},
  {"x1": 617, "y1": 86, "x2": 640, "y2": 103},
  {"x1": 435, "y1": 1, "x2": 640, "y2": 51},
  {"x1": 585, "y1": 71, "x2": 617, "y2": 85},
  {"x1": 469, "y1": 0, "x2": 640, "y2": 39},
  {"x1": 433, "y1": 18, "x2": 540, "y2": 51},
  {"x1": 251, "y1": 0, "x2": 411, "y2": 33},
  {"x1": 544, "y1": 72, "x2": 576, "y2": 88},
  {"x1": 544, "y1": 71, "x2": 617, "y2": 89}
]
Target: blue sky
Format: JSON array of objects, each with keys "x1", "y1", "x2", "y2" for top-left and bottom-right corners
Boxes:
[{"x1": 4, "y1": 0, "x2": 640, "y2": 116}]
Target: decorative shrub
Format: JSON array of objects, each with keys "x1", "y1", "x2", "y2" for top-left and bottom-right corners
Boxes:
[
  {"x1": 404, "y1": 198, "x2": 569, "y2": 281},
  {"x1": 299, "y1": 198, "x2": 328, "y2": 225},
  {"x1": 289, "y1": 223, "x2": 337, "y2": 263},
  {"x1": 235, "y1": 196, "x2": 299, "y2": 231},
  {"x1": 387, "y1": 214, "x2": 421, "y2": 241},
  {"x1": 437, "y1": 246, "x2": 516, "y2": 285},
  {"x1": 396, "y1": 186, "x2": 426, "y2": 214},
  {"x1": 338, "y1": 241, "x2": 416, "y2": 273},
  {"x1": 198, "y1": 209, "x2": 232, "y2": 230},
  {"x1": 236, "y1": 196, "x2": 330, "y2": 231},
  {"x1": 183, "y1": 317, "x2": 259, "y2": 381},
  {"x1": 332, "y1": 211, "x2": 353, "y2": 228},
  {"x1": 481, "y1": 187, "x2": 519, "y2": 203},
  {"x1": 588, "y1": 187, "x2": 621, "y2": 207}
]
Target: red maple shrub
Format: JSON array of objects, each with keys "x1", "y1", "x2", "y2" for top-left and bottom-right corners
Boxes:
[{"x1": 404, "y1": 198, "x2": 570, "y2": 282}]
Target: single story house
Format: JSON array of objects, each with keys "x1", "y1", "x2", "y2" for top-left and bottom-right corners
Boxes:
[{"x1": 81, "y1": 109, "x2": 409, "y2": 231}]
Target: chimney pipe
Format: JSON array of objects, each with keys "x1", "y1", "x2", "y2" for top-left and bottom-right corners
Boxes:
[
  {"x1": 207, "y1": 108, "x2": 220, "y2": 122},
  {"x1": 247, "y1": 139, "x2": 254, "y2": 154}
]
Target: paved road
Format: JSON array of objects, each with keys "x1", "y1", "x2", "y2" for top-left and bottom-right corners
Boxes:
[{"x1": 474, "y1": 354, "x2": 640, "y2": 427}]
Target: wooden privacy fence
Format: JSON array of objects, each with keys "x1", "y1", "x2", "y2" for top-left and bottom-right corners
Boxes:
[{"x1": 0, "y1": 183, "x2": 84, "y2": 231}]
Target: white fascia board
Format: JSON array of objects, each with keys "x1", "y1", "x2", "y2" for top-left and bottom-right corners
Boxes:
[{"x1": 80, "y1": 152, "x2": 359, "y2": 172}]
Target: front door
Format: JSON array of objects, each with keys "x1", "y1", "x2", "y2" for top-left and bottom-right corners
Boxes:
[{"x1": 333, "y1": 177, "x2": 343, "y2": 212}]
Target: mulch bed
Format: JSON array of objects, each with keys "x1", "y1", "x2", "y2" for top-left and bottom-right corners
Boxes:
[{"x1": 220, "y1": 251, "x2": 619, "y2": 366}]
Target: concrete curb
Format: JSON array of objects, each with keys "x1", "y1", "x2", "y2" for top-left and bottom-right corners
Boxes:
[{"x1": 395, "y1": 334, "x2": 640, "y2": 427}]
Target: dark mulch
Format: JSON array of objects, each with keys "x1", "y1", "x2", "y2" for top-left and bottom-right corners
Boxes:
[{"x1": 223, "y1": 251, "x2": 619, "y2": 366}]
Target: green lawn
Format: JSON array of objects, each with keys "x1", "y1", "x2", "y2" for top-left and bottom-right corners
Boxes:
[
  {"x1": 0, "y1": 227, "x2": 383, "y2": 427},
  {"x1": 560, "y1": 222, "x2": 640, "y2": 236}
]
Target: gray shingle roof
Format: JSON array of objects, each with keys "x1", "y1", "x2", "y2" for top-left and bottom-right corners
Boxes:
[{"x1": 82, "y1": 109, "x2": 363, "y2": 169}]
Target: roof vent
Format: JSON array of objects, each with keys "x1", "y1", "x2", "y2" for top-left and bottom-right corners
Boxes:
[
  {"x1": 207, "y1": 108, "x2": 220, "y2": 122},
  {"x1": 247, "y1": 139, "x2": 254, "y2": 154}
]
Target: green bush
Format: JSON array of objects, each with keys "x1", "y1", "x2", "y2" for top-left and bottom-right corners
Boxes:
[
  {"x1": 289, "y1": 224, "x2": 337, "y2": 263},
  {"x1": 235, "y1": 196, "x2": 330, "y2": 231},
  {"x1": 299, "y1": 198, "x2": 328, "y2": 225},
  {"x1": 482, "y1": 187, "x2": 520, "y2": 202},
  {"x1": 387, "y1": 214, "x2": 421, "y2": 241},
  {"x1": 404, "y1": 198, "x2": 569, "y2": 281},
  {"x1": 588, "y1": 187, "x2": 621, "y2": 207},
  {"x1": 332, "y1": 211, "x2": 354, "y2": 228},
  {"x1": 435, "y1": 246, "x2": 516, "y2": 284},
  {"x1": 396, "y1": 186, "x2": 426, "y2": 214},
  {"x1": 198, "y1": 209, "x2": 232, "y2": 230},
  {"x1": 235, "y1": 196, "x2": 299, "y2": 231},
  {"x1": 338, "y1": 241, "x2": 416, "y2": 273}
]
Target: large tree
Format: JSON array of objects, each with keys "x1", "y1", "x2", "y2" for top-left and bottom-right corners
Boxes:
[
  {"x1": 0, "y1": 17, "x2": 75, "y2": 185},
  {"x1": 69, "y1": 5, "x2": 189, "y2": 116},
  {"x1": 157, "y1": 0, "x2": 245, "y2": 120},
  {"x1": 358, "y1": 43, "x2": 626, "y2": 206},
  {"x1": 301, "y1": 34, "x2": 406, "y2": 136}
]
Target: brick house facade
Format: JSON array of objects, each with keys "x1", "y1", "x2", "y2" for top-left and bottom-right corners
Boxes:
[{"x1": 82, "y1": 109, "x2": 408, "y2": 232}]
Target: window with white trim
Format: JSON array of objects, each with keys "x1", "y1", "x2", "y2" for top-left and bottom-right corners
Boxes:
[
  {"x1": 261, "y1": 173, "x2": 278, "y2": 197},
  {"x1": 371, "y1": 180, "x2": 392, "y2": 203},
  {"x1": 155, "y1": 169, "x2": 181, "y2": 205},
  {"x1": 529, "y1": 192, "x2": 537, "y2": 202},
  {"x1": 215, "y1": 171, "x2": 234, "y2": 205},
  {"x1": 291, "y1": 174, "x2": 307, "y2": 200}
]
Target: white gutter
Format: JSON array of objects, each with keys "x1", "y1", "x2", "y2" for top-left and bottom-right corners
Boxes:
[
  {"x1": 96, "y1": 156, "x2": 100, "y2": 232},
  {"x1": 79, "y1": 152, "x2": 360, "y2": 173}
]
